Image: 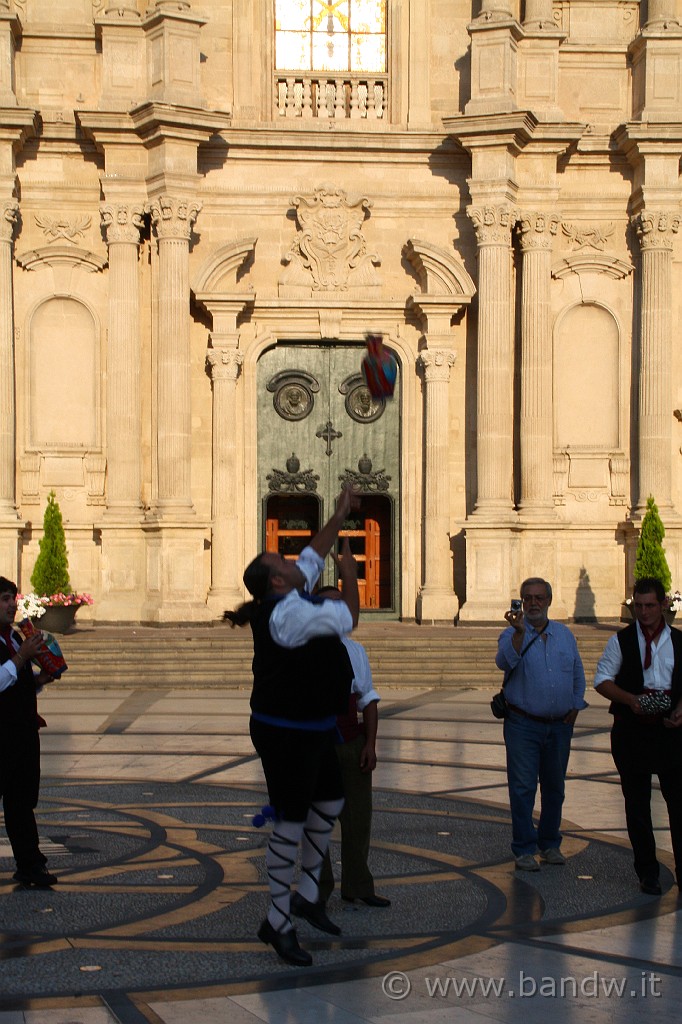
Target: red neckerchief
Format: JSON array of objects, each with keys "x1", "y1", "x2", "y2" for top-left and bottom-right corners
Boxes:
[{"x1": 641, "y1": 618, "x2": 665, "y2": 670}]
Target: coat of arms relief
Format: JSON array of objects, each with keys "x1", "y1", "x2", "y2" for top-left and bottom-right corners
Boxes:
[{"x1": 281, "y1": 185, "x2": 381, "y2": 293}]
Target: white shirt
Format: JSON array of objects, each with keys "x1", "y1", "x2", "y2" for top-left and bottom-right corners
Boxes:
[
  {"x1": 594, "y1": 621, "x2": 674, "y2": 692},
  {"x1": 0, "y1": 632, "x2": 19, "y2": 694},
  {"x1": 342, "y1": 636, "x2": 380, "y2": 710},
  {"x1": 269, "y1": 546, "x2": 353, "y2": 648}
]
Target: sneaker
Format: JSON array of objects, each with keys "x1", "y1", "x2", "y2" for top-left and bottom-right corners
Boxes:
[
  {"x1": 514, "y1": 854, "x2": 540, "y2": 872},
  {"x1": 539, "y1": 848, "x2": 566, "y2": 866}
]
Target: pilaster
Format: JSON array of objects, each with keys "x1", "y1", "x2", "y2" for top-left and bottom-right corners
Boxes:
[
  {"x1": 95, "y1": 1, "x2": 145, "y2": 112},
  {"x1": 0, "y1": 2, "x2": 20, "y2": 108},
  {"x1": 148, "y1": 193, "x2": 201, "y2": 518},
  {"x1": 142, "y1": 0, "x2": 206, "y2": 109},
  {"x1": 629, "y1": 0, "x2": 682, "y2": 124},
  {"x1": 632, "y1": 209, "x2": 680, "y2": 516},
  {"x1": 0, "y1": 198, "x2": 18, "y2": 521},
  {"x1": 517, "y1": 209, "x2": 561, "y2": 519},
  {"x1": 466, "y1": 2, "x2": 523, "y2": 116}
]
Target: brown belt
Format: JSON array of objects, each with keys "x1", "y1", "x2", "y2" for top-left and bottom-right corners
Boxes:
[{"x1": 507, "y1": 703, "x2": 567, "y2": 724}]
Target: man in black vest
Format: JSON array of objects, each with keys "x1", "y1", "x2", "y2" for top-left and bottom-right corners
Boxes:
[
  {"x1": 594, "y1": 577, "x2": 682, "y2": 895},
  {"x1": 0, "y1": 576, "x2": 58, "y2": 887}
]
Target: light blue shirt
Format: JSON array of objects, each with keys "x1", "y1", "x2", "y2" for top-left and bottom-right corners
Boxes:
[{"x1": 496, "y1": 621, "x2": 588, "y2": 718}]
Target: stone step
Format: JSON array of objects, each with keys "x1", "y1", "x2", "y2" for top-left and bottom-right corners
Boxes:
[{"x1": 50, "y1": 623, "x2": 617, "y2": 689}]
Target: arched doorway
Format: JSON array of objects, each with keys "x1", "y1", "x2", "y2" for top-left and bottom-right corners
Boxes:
[{"x1": 258, "y1": 343, "x2": 400, "y2": 613}]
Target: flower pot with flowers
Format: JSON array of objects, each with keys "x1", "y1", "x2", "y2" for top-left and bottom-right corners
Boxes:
[{"x1": 17, "y1": 491, "x2": 93, "y2": 634}]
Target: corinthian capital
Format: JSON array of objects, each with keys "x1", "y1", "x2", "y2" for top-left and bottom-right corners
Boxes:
[
  {"x1": 100, "y1": 203, "x2": 145, "y2": 245},
  {"x1": 148, "y1": 195, "x2": 201, "y2": 241},
  {"x1": 419, "y1": 349, "x2": 456, "y2": 383},
  {"x1": 207, "y1": 348, "x2": 244, "y2": 382},
  {"x1": 632, "y1": 210, "x2": 681, "y2": 252},
  {"x1": 517, "y1": 210, "x2": 561, "y2": 251},
  {"x1": 468, "y1": 205, "x2": 515, "y2": 246},
  {"x1": 0, "y1": 200, "x2": 19, "y2": 245}
]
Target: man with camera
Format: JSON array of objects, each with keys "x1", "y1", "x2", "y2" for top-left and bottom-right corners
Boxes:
[
  {"x1": 594, "y1": 577, "x2": 682, "y2": 896},
  {"x1": 496, "y1": 578, "x2": 587, "y2": 871}
]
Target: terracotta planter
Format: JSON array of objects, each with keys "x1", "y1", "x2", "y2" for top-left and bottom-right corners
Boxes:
[{"x1": 33, "y1": 603, "x2": 84, "y2": 635}]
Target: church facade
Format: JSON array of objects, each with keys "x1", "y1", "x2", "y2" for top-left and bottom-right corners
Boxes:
[{"x1": 1, "y1": 0, "x2": 681, "y2": 623}]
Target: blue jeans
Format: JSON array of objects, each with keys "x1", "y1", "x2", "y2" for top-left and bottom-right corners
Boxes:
[{"x1": 503, "y1": 710, "x2": 574, "y2": 856}]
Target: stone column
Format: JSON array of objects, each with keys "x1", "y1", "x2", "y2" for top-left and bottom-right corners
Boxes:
[
  {"x1": 632, "y1": 210, "x2": 680, "y2": 514},
  {"x1": 0, "y1": 200, "x2": 18, "y2": 519},
  {"x1": 417, "y1": 348, "x2": 458, "y2": 622},
  {"x1": 207, "y1": 347, "x2": 244, "y2": 609},
  {"x1": 100, "y1": 202, "x2": 145, "y2": 517},
  {"x1": 523, "y1": 0, "x2": 554, "y2": 27},
  {"x1": 517, "y1": 210, "x2": 560, "y2": 517},
  {"x1": 148, "y1": 194, "x2": 201, "y2": 516},
  {"x1": 645, "y1": 0, "x2": 680, "y2": 28},
  {"x1": 478, "y1": 0, "x2": 513, "y2": 18},
  {"x1": 468, "y1": 204, "x2": 516, "y2": 518}
]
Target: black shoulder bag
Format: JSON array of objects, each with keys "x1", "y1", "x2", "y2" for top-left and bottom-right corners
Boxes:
[{"x1": 490, "y1": 623, "x2": 548, "y2": 720}]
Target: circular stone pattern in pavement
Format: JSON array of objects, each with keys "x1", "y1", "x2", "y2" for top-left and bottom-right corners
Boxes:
[{"x1": 0, "y1": 780, "x2": 673, "y2": 1005}]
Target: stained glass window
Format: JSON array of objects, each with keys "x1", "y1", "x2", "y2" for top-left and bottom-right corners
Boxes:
[{"x1": 275, "y1": 0, "x2": 387, "y2": 73}]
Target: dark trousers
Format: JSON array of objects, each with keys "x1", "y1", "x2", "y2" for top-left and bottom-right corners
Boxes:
[
  {"x1": 0, "y1": 728, "x2": 44, "y2": 871},
  {"x1": 319, "y1": 735, "x2": 375, "y2": 901},
  {"x1": 611, "y1": 717, "x2": 682, "y2": 884}
]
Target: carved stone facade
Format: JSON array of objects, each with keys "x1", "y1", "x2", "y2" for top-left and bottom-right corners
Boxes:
[{"x1": 1, "y1": 0, "x2": 681, "y2": 622}]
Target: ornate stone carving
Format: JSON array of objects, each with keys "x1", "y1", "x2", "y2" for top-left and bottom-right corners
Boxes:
[
  {"x1": 419, "y1": 349, "x2": 456, "y2": 383},
  {"x1": 609, "y1": 455, "x2": 630, "y2": 507},
  {"x1": 552, "y1": 452, "x2": 569, "y2": 506},
  {"x1": 516, "y1": 211, "x2": 561, "y2": 251},
  {"x1": 632, "y1": 211, "x2": 681, "y2": 251},
  {"x1": 101, "y1": 204, "x2": 145, "y2": 245},
  {"x1": 85, "y1": 453, "x2": 107, "y2": 506},
  {"x1": 467, "y1": 205, "x2": 516, "y2": 246},
  {"x1": 282, "y1": 185, "x2": 380, "y2": 290},
  {"x1": 562, "y1": 222, "x2": 615, "y2": 252},
  {"x1": 20, "y1": 453, "x2": 41, "y2": 505},
  {"x1": 266, "y1": 369, "x2": 319, "y2": 421},
  {"x1": 206, "y1": 348, "x2": 243, "y2": 382},
  {"x1": 339, "y1": 373, "x2": 385, "y2": 423},
  {"x1": 148, "y1": 195, "x2": 201, "y2": 241},
  {"x1": 0, "y1": 201, "x2": 19, "y2": 244},
  {"x1": 267, "y1": 454, "x2": 319, "y2": 493},
  {"x1": 34, "y1": 214, "x2": 91, "y2": 243},
  {"x1": 339, "y1": 455, "x2": 391, "y2": 493}
]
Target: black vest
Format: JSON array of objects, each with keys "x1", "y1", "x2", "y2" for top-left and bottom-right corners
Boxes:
[
  {"x1": 0, "y1": 631, "x2": 38, "y2": 733},
  {"x1": 250, "y1": 599, "x2": 353, "y2": 721},
  {"x1": 611, "y1": 621, "x2": 682, "y2": 719}
]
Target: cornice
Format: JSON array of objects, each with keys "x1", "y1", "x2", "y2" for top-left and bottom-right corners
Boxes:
[
  {"x1": 444, "y1": 111, "x2": 585, "y2": 152},
  {"x1": 213, "y1": 125, "x2": 465, "y2": 157},
  {"x1": 130, "y1": 102, "x2": 231, "y2": 144},
  {"x1": 15, "y1": 244, "x2": 107, "y2": 272}
]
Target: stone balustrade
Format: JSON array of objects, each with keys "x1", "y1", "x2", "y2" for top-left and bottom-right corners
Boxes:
[{"x1": 275, "y1": 73, "x2": 387, "y2": 119}]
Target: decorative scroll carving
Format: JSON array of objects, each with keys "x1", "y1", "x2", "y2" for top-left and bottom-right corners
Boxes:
[
  {"x1": 632, "y1": 211, "x2": 681, "y2": 252},
  {"x1": 420, "y1": 349, "x2": 456, "y2": 383},
  {"x1": 517, "y1": 211, "x2": 561, "y2": 251},
  {"x1": 552, "y1": 452, "x2": 569, "y2": 506},
  {"x1": 562, "y1": 222, "x2": 615, "y2": 252},
  {"x1": 84, "y1": 453, "x2": 107, "y2": 506},
  {"x1": 339, "y1": 455, "x2": 391, "y2": 493},
  {"x1": 267, "y1": 370, "x2": 319, "y2": 421},
  {"x1": 20, "y1": 453, "x2": 41, "y2": 505},
  {"x1": 467, "y1": 205, "x2": 516, "y2": 246},
  {"x1": 609, "y1": 455, "x2": 630, "y2": 507},
  {"x1": 0, "y1": 201, "x2": 19, "y2": 244},
  {"x1": 101, "y1": 204, "x2": 145, "y2": 245},
  {"x1": 206, "y1": 348, "x2": 244, "y2": 382},
  {"x1": 339, "y1": 373, "x2": 385, "y2": 423},
  {"x1": 267, "y1": 453, "x2": 319, "y2": 493},
  {"x1": 148, "y1": 195, "x2": 201, "y2": 241},
  {"x1": 35, "y1": 214, "x2": 91, "y2": 243},
  {"x1": 282, "y1": 185, "x2": 380, "y2": 290}
]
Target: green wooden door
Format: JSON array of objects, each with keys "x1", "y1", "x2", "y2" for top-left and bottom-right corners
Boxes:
[{"x1": 257, "y1": 343, "x2": 400, "y2": 612}]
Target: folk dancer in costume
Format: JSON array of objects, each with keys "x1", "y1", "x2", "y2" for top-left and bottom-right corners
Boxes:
[
  {"x1": 225, "y1": 485, "x2": 359, "y2": 966},
  {"x1": 594, "y1": 577, "x2": 682, "y2": 896},
  {"x1": 0, "y1": 576, "x2": 58, "y2": 887}
]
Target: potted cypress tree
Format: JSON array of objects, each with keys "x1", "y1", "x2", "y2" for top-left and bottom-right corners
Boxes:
[
  {"x1": 18, "y1": 491, "x2": 93, "y2": 633},
  {"x1": 625, "y1": 495, "x2": 676, "y2": 623}
]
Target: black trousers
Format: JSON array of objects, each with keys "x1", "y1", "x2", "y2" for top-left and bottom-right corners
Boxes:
[
  {"x1": 611, "y1": 716, "x2": 682, "y2": 884},
  {"x1": 0, "y1": 727, "x2": 44, "y2": 871}
]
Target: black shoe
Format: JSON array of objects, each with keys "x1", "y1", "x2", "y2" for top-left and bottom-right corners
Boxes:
[
  {"x1": 257, "y1": 919, "x2": 312, "y2": 967},
  {"x1": 13, "y1": 866, "x2": 58, "y2": 887},
  {"x1": 290, "y1": 892, "x2": 341, "y2": 935},
  {"x1": 343, "y1": 893, "x2": 391, "y2": 908},
  {"x1": 640, "y1": 877, "x2": 662, "y2": 896}
]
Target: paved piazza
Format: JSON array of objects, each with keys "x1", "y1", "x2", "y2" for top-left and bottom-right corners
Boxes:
[{"x1": 1, "y1": 685, "x2": 682, "y2": 1023}]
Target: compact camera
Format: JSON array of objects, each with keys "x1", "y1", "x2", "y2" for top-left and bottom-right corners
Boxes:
[{"x1": 510, "y1": 599, "x2": 522, "y2": 612}]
